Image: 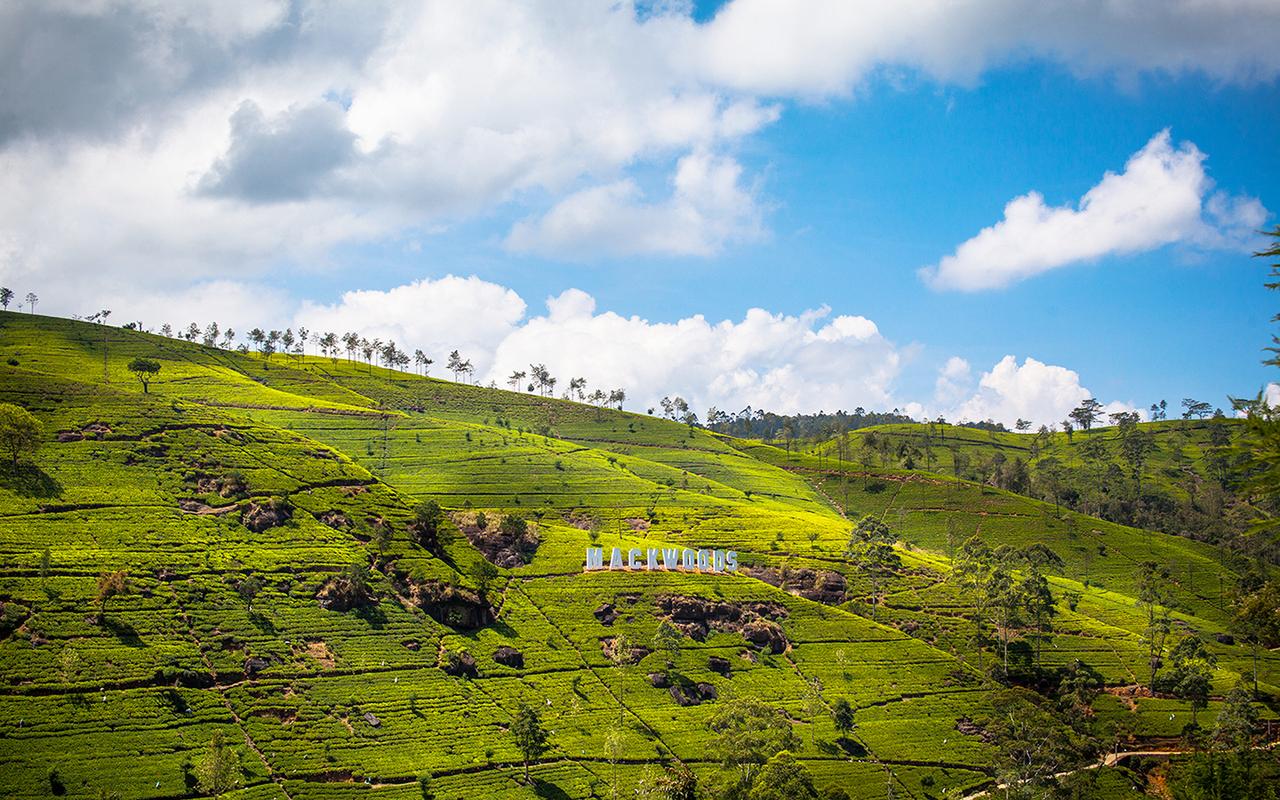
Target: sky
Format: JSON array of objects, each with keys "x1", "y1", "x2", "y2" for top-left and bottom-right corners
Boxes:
[{"x1": 2, "y1": 0, "x2": 1278, "y2": 426}]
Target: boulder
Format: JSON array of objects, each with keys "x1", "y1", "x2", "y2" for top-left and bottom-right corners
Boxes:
[
  {"x1": 593, "y1": 602, "x2": 618, "y2": 625},
  {"x1": 493, "y1": 646, "x2": 524, "y2": 668},
  {"x1": 440, "y1": 650, "x2": 478, "y2": 678},
  {"x1": 708, "y1": 656, "x2": 731, "y2": 676}
]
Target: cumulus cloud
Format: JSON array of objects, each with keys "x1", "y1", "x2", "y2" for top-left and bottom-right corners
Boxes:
[
  {"x1": 921, "y1": 130, "x2": 1269, "y2": 291},
  {"x1": 293, "y1": 276, "x2": 527, "y2": 376},
  {"x1": 934, "y1": 356, "x2": 972, "y2": 406},
  {"x1": 198, "y1": 100, "x2": 358, "y2": 202},
  {"x1": 949, "y1": 355, "x2": 1089, "y2": 426},
  {"x1": 505, "y1": 152, "x2": 764, "y2": 258},
  {"x1": 938, "y1": 354, "x2": 1142, "y2": 428},
  {"x1": 699, "y1": 0, "x2": 1280, "y2": 96},
  {"x1": 486, "y1": 291, "x2": 900, "y2": 414},
  {"x1": 3, "y1": 1, "x2": 1278, "y2": 304}
]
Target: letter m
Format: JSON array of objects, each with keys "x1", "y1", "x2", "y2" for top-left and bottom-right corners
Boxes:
[{"x1": 585, "y1": 547, "x2": 604, "y2": 570}]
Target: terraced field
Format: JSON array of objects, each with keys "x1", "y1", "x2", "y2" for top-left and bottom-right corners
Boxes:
[{"x1": 0, "y1": 312, "x2": 1274, "y2": 799}]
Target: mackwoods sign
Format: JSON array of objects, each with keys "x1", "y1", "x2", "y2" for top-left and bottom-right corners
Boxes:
[{"x1": 585, "y1": 546, "x2": 738, "y2": 573}]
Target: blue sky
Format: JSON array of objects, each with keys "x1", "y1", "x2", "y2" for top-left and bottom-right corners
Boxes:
[{"x1": 2, "y1": 1, "x2": 1278, "y2": 424}]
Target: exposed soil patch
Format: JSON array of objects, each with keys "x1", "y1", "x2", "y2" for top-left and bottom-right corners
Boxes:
[
  {"x1": 338, "y1": 485, "x2": 367, "y2": 497},
  {"x1": 625, "y1": 517, "x2": 650, "y2": 532},
  {"x1": 317, "y1": 510, "x2": 352, "y2": 529},
  {"x1": 600, "y1": 636, "x2": 650, "y2": 664},
  {"x1": 251, "y1": 707, "x2": 297, "y2": 725},
  {"x1": 451, "y1": 511, "x2": 539, "y2": 568},
  {"x1": 1104, "y1": 684, "x2": 1156, "y2": 712},
  {"x1": 316, "y1": 573, "x2": 376, "y2": 612},
  {"x1": 745, "y1": 566, "x2": 847, "y2": 605},
  {"x1": 655, "y1": 595, "x2": 790, "y2": 654},
  {"x1": 189, "y1": 471, "x2": 249, "y2": 499},
  {"x1": 242, "y1": 499, "x2": 292, "y2": 532},
  {"x1": 299, "y1": 639, "x2": 336, "y2": 669},
  {"x1": 177, "y1": 498, "x2": 238, "y2": 515}
]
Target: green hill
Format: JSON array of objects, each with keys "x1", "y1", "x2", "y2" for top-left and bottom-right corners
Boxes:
[{"x1": 0, "y1": 311, "x2": 1275, "y2": 799}]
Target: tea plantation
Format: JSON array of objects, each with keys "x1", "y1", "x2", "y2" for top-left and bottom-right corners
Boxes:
[{"x1": 0, "y1": 312, "x2": 1275, "y2": 799}]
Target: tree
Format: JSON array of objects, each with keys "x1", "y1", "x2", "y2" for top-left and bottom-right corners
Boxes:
[
  {"x1": 652, "y1": 762, "x2": 698, "y2": 800},
  {"x1": 447, "y1": 350, "x2": 465, "y2": 381},
  {"x1": 567, "y1": 376, "x2": 586, "y2": 400},
  {"x1": 1182, "y1": 398, "x2": 1213, "y2": 420},
  {"x1": 832, "y1": 698, "x2": 855, "y2": 740},
  {"x1": 413, "y1": 349, "x2": 432, "y2": 375},
  {"x1": 24, "y1": 292, "x2": 37, "y2": 314},
  {"x1": 1015, "y1": 418, "x2": 1032, "y2": 432},
  {"x1": 1164, "y1": 636, "x2": 1215, "y2": 726},
  {"x1": 1228, "y1": 227, "x2": 1280, "y2": 541},
  {"x1": 1020, "y1": 567, "x2": 1056, "y2": 671},
  {"x1": 95, "y1": 570, "x2": 130, "y2": 622},
  {"x1": 235, "y1": 574, "x2": 264, "y2": 612},
  {"x1": 126, "y1": 358, "x2": 161, "y2": 393},
  {"x1": 0, "y1": 403, "x2": 42, "y2": 465},
  {"x1": 708, "y1": 698, "x2": 800, "y2": 796},
  {"x1": 845, "y1": 515, "x2": 899, "y2": 620},
  {"x1": 748, "y1": 751, "x2": 818, "y2": 800},
  {"x1": 0, "y1": 287, "x2": 12, "y2": 309},
  {"x1": 507, "y1": 370, "x2": 526, "y2": 391},
  {"x1": 980, "y1": 688, "x2": 1090, "y2": 794},
  {"x1": 195, "y1": 729, "x2": 242, "y2": 796},
  {"x1": 411, "y1": 500, "x2": 445, "y2": 550},
  {"x1": 1231, "y1": 581, "x2": 1280, "y2": 695},
  {"x1": 652, "y1": 620, "x2": 682, "y2": 668},
  {"x1": 510, "y1": 702, "x2": 550, "y2": 784},
  {"x1": 1068, "y1": 398, "x2": 1103, "y2": 432},
  {"x1": 468, "y1": 558, "x2": 498, "y2": 599},
  {"x1": 1136, "y1": 561, "x2": 1175, "y2": 691}
]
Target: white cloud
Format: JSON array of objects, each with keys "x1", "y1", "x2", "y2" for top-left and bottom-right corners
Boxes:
[
  {"x1": 505, "y1": 152, "x2": 763, "y2": 258},
  {"x1": 3, "y1": 1, "x2": 1277, "y2": 302},
  {"x1": 293, "y1": 276, "x2": 527, "y2": 376},
  {"x1": 699, "y1": 0, "x2": 1280, "y2": 96},
  {"x1": 934, "y1": 356, "x2": 972, "y2": 406},
  {"x1": 1267, "y1": 383, "x2": 1280, "y2": 408},
  {"x1": 921, "y1": 130, "x2": 1269, "y2": 291},
  {"x1": 948, "y1": 355, "x2": 1090, "y2": 427}
]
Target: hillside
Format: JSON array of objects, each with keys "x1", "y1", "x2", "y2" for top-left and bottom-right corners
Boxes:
[{"x1": 0, "y1": 311, "x2": 1276, "y2": 800}]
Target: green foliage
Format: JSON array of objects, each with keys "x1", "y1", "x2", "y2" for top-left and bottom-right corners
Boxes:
[
  {"x1": 748, "y1": 751, "x2": 817, "y2": 800},
  {"x1": 0, "y1": 402, "x2": 41, "y2": 465},
  {"x1": 125, "y1": 357, "x2": 161, "y2": 393},
  {"x1": 194, "y1": 729, "x2": 241, "y2": 796},
  {"x1": 652, "y1": 620, "x2": 683, "y2": 667},
  {"x1": 980, "y1": 688, "x2": 1091, "y2": 793},
  {"x1": 1170, "y1": 751, "x2": 1276, "y2": 800},
  {"x1": 511, "y1": 702, "x2": 550, "y2": 784},
  {"x1": 708, "y1": 698, "x2": 801, "y2": 795},
  {"x1": 832, "y1": 698, "x2": 855, "y2": 736}
]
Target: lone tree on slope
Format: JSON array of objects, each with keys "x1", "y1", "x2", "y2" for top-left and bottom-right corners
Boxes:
[
  {"x1": 510, "y1": 702, "x2": 550, "y2": 785},
  {"x1": 0, "y1": 287, "x2": 12, "y2": 309},
  {"x1": 0, "y1": 402, "x2": 42, "y2": 466},
  {"x1": 127, "y1": 358, "x2": 161, "y2": 393},
  {"x1": 845, "y1": 515, "x2": 900, "y2": 621}
]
